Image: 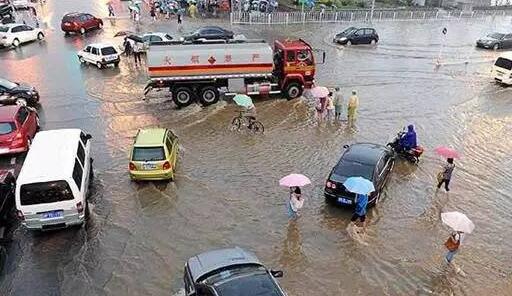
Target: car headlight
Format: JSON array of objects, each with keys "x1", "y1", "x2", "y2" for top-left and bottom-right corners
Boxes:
[
  {"x1": 26, "y1": 91, "x2": 34, "y2": 95},
  {"x1": 485, "y1": 40, "x2": 493, "y2": 44},
  {"x1": 339, "y1": 37, "x2": 347, "y2": 41}
]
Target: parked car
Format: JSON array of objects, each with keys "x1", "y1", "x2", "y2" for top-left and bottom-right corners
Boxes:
[
  {"x1": 142, "y1": 32, "x2": 173, "y2": 44},
  {"x1": 184, "y1": 247, "x2": 286, "y2": 296},
  {"x1": 0, "y1": 105, "x2": 39, "y2": 155},
  {"x1": 0, "y1": 93, "x2": 31, "y2": 106},
  {"x1": 476, "y1": 32, "x2": 512, "y2": 50},
  {"x1": 61, "y1": 12, "x2": 103, "y2": 35},
  {"x1": 129, "y1": 128, "x2": 178, "y2": 181},
  {"x1": 77, "y1": 43, "x2": 120, "y2": 69},
  {"x1": 324, "y1": 143, "x2": 394, "y2": 206},
  {"x1": 0, "y1": 3, "x2": 13, "y2": 20},
  {"x1": 183, "y1": 26, "x2": 234, "y2": 41},
  {"x1": 0, "y1": 23, "x2": 44, "y2": 47},
  {"x1": 0, "y1": 170, "x2": 15, "y2": 225},
  {"x1": 333, "y1": 26, "x2": 379, "y2": 46},
  {"x1": 0, "y1": 77, "x2": 39, "y2": 105},
  {"x1": 492, "y1": 52, "x2": 512, "y2": 85},
  {"x1": 15, "y1": 129, "x2": 93, "y2": 231},
  {"x1": 11, "y1": 0, "x2": 29, "y2": 9}
]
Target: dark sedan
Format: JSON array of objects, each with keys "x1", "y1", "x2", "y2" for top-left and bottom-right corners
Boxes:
[
  {"x1": 183, "y1": 26, "x2": 234, "y2": 41},
  {"x1": 324, "y1": 143, "x2": 394, "y2": 206},
  {"x1": 333, "y1": 26, "x2": 379, "y2": 46},
  {"x1": 0, "y1": 78, "x2": 39, "y2": 106},
  {"x1": 476, "y1": 33, "x2": 512, "y2": 50},
  {"x1": 184, "y1": 247, "x2": 286, "y2": 296}
]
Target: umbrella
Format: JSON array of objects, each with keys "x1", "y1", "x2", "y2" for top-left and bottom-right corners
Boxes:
[
  {"x1": 434, "y1": 146, "x2": 460, "y2": 159},
  {"x1": 343, "y1": 177, "x2": 375, "y2": 195},
  {"x1": 233, "y1": 94, "x2": 253, "y2": 108},
  {"x1": 310, "y1": 86, "x2": 329, "y2": 98},
  {"x1": 129, "y1": 5, "x2": 140, "y2": 13},
  {"x1": 127, "y1": 34, "x2": 144, "y2": 43},
  {"x1": 114, "y1": 30, "x2": 134, "y2": 37},
  {"x1": 441, "y1": 211, "x2": 475, "y2": 234},
  {"x1": 279, "y1": 174, "x2": 311, "y2": 187}
]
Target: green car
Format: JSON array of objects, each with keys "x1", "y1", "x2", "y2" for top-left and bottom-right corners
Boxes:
[{"x1": 129, "y1": 128, "x2": 178, "y2": 181}]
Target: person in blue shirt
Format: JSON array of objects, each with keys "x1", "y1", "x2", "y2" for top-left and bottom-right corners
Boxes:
[
  {"x1": 351, "y1": 193, "x2": 368, "y2": 227},
  {"x1": 399, "y1": 124, "x2": 417, "y2": 152}
]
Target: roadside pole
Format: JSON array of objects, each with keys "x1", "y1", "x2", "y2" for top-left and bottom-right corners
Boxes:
[
  {"x1": 370, "y1": 0, "x2": 375, "y2": 22},
  {"x1": 436, "y1": 27, "x2": 448, "y2": 67}
]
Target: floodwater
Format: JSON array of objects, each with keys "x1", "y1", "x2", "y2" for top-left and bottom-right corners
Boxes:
[{"x1": 1, "y1": 1, "x2": 512, "y2": 295}]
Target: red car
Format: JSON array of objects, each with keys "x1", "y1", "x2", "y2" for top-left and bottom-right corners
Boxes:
[
  {"x1": 61, "y1": 12, "x2": 103, "y2": 35},
  {"x1": 0, "y1": 106, "x2": 39, "y2": 155}
]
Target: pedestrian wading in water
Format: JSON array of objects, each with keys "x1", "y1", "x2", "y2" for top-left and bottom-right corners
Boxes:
[{"x1": 437, "y1": 158, "x2": 455, "y2": 191}]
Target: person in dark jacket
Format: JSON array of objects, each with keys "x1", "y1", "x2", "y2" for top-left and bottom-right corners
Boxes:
[
  {"x1": 123, "y1": 38, "x2": 132, "y2": 56},
  {"x1": 437, "y1": 158, "x2": 455, "y2": 192},
  {"x1": 399, "y1": 124, "x2": 417, "y2": 151}
]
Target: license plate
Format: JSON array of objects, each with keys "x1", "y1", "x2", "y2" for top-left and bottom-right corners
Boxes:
[
  {"x1": 105, "y1": 56, "x2": 117, "y2": 61},
  {"x1": 42, "y1": 210, "x2": 63, "y2": 219},
  {"x1": 338, "y1": 197, "x2": 352, "y2": 204},
  {"x1": 142, "y1": 163, "x2": 157, "y2": 170}
]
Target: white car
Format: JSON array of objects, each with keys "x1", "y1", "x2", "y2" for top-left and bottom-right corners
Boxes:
[
  {"x1": 142, "y1": 32, "x2": 173, "y2": 44},
  {"x1": 77, "y1": 43, "x2": 120, "y2": 69},
  {"x1": 0, "y1": 23, "x2": 44, "y2": 47},
  {"x1": 11, "y1": 0, "x2": 29, "y2": 9}
]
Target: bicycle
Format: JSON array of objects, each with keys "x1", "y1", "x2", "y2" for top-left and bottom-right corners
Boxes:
[{"x1": 230, "y1": 111, "x2": 264, "y2": 134}]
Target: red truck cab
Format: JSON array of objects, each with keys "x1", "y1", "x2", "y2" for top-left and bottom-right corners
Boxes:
[{"x1": 273, "y1": 39, "x2": 316, "y2": 99}]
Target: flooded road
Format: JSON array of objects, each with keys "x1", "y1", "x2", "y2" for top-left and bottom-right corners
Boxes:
[{"x1": 1, "y1": 1, "x2": 512, "y2": 295}]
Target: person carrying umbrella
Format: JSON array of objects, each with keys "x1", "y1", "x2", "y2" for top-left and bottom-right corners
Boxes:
[
  {"x1": 279, "y1": 174, "x2": 311, "y2": 219},
  {"x1": 441, "y1": 211, "x2": 474, "y2": 265},
  {"x1": 343, "y1": 176, "x2": 374, "y2": 232},
  {"x1": 437, "y1": 158, "x2": 455, "y2": 192},
  {"x1": 444, "y1": 230, "x2": 463, "y2": 264},
  {"x1": 351, "y1": 193, "x2": 368, "y2": 228}
]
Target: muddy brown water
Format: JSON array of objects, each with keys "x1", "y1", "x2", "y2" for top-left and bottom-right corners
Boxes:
[{"x1": 0, "y1": 2, "x2": 511, "y2": 295}]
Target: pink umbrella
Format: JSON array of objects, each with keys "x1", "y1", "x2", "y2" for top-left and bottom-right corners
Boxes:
[
  {"x1": 279, "y1": 174, "x2": 311, "y2": 187},
  {"x1": 310, "y1": 86, "x2": 329, "y2": 98},
  {"x1": 434, "y1": 146, "x2": 460, "y2": 159}
]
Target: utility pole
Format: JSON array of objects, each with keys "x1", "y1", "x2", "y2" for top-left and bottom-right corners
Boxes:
[{"x1": 370, "y1": 0, "x2": 375, "y2": 22}]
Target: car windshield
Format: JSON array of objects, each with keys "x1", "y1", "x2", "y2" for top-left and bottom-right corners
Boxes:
[
  {"x1": 488, "y1": 33, "x2": 504, "y2": 39},
  {"x1": 0, "y1": 26, "x2": 8, "y2": 33},
  {"x1": 132, "y1": 146, "x2": 165, "y2": 161},
  {"x1": 213, "y1": 270, "x2": 281, "y2": 296},
  {"x1": 62, "y1": 15, "x2": 78, "y2": 22},
  {"x1": 20, "y1": 181, "x2": 74, "y2": 206},
  {"x1": 101, "y1": 47, "x2": 117, "y2": 55},
  {"x1": 0, "y1": 122, "x2": 15, "y2": 135},
  {"x1": 332, "y1": 161, "x2": 374, "y2": 181},
  {"x1": 339, "y1": 27, "x2": 357, "y2": 35},
  {"x1": 0, "y1": 78, "x2": 17, "y2": 89},
  {"x1": 495, "y1": 57, "x2": 512, "y2": 70}
]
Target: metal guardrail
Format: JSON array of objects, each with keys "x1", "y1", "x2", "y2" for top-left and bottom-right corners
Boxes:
[{"x1": 230, "y1": 9, "x2": 512, "y2": 25}]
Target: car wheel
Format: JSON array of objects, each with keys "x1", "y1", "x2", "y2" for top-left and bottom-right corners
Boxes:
[
  {"x1": 285, "y1": 82, "x2": 303, "y2": 100},
  {"x1": 198, "y1": 86, "x2": 219, "y2": 106},
  {"x1": 370, "y1": 39, "x2": 377, "y2": 45},
  {"x1": 172, "y1": 87, "x2": 194, "y2": 107},
  {"x1": 80, "y1": 27, "x2": 85, "y2": 35},
  {"x1": 96, "y1": 62, "x2": 103, "y2": 69},
  {"x1": 98, "y1": 22, "x2": 103, "y2": 29},
  {"x1": 114, "y1": 62, "x2": 119, "y2": 67},
  {"x1": 37, "y1": 32, "x2": 44, "y2": 40},
  {"x1": 26, "y1": 137, "x2": 32, "y2": 149},
  {"x1": 493, "y1": 43, "x2": 499, "y2": 50},
  {"x1": 78, "y1": 56, "x2": 85, "y2": 64},
  {"x1": 15, "y1": 98, "x2": 27, "y2": 106},
  {"x1": 346, "y1": 40, "x2": 352, "y2": 47},
  {"x1": 12, "y1": 38, "x2": 20, "y2": 47}
]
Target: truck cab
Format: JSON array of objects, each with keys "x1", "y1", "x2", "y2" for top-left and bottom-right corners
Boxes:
[{"x1": 273, "y1": 39, "x2": 316, "y2": 99}]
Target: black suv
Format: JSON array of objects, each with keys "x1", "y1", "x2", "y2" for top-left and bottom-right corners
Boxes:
[
  {"x1": 476, "y1": 32, "x2": 512, "y2": 50},
  {"x1": 183, "y1": 26, "x2": 234, "y2": 41},
  {"x1": 184, "y1": 247, "x2": 286, "y2": 296},
  {"x1": 0, "y1": 77, "x2": 39, "y2": 106},
  {"x1": 0, "y1": 170, "x2": 15, "y2": 226},
  {"x1": 333, "y1": 26, "x2": 379, "y2": 46},
  {"x1": 324, "y1": 143, "x2": 394, "y2": 206}
]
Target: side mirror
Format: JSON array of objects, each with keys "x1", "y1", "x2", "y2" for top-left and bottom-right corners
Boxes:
[
  {"x1": 270, "y1": 269, "x2": 284, "y2": 278},
  {"x1": 85, "y1": 134, "x2": 92, "y2": 140}
]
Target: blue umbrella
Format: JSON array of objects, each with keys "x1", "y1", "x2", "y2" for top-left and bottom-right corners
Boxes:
[{"x1": 343, "y1": 177, "x2": 374, "y2": 195}]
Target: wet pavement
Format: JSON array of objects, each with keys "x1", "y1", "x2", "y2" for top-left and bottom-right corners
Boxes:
[{"x1": 1, "y1": 1, "x2": 512, "y2": 295}]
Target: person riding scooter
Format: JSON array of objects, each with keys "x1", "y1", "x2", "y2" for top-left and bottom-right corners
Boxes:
[{"x1": 398, "y1": 124, "x2": 417, "y2": 153}]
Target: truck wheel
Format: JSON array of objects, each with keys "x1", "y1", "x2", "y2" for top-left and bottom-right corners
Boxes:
[
  {"x1": 285, "y1": 82, "x2": 303, "y2": 100},
  {"x1": 199, "y1": 86, "x2": 219, "y2": 106},
  {"x1": 173, "y1": 87, "x2": 194, "y2": 107}
]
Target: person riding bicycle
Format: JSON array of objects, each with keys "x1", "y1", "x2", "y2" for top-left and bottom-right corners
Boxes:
[
  {"x1": 398, "y1": 124, "x2": 417, "y2": 153},
  {"x1": 242, "y1": 102, "x2": 257, "y2": 126}
]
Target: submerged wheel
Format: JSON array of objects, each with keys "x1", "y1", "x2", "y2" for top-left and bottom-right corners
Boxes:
[
  {"x1": 230, "y1": 117, "x2": 242, "y2": 131},
  {"x1": 285, "y1": 82, "x2": 302, "y2": 100},
  {"x1": 12, "y1": 38, "x2": 20, "y2": 47},
  {"x1": 96, "y1": 62, "x2": 102, "y2": 69},
  {"x1": 370, "y1": 39, "x2": 376, "y2": 45},
  {"x1": 250, "y1": 121, "x2": 264, "y2": 134},
  {"x1": 493, "y1": 43, "x2": 499, "y2": 50},
  {"x1": 346, "y1": 40, "x2": 352, "y2": 46},
  {"x1": 37, "y1": 32, "x2": 44, "y2": 40},
  {"x1": 80, "y1": 27, "x2": 85, "y2": 34},
  {"x1": 172, "y1": 87, "x2": 194, "y2": 107},
  {"x1": 198, "y1": 86, "x2": 219, "y2": 106}
]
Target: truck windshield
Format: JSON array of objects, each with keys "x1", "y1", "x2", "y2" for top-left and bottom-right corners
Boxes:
[
  {"x1": 20, "y1": 181, "x2": 74, "y2": 206},
  {"x1": 495, "y1": 57, "x2": 512, "y2": 70}
]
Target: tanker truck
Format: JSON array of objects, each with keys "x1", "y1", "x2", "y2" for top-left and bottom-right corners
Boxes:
[{"x1": 144, "y1": 38, "x2": 323, "y2": 107}]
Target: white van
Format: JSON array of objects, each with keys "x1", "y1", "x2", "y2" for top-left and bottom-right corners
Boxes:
[
  {"x1": 15, "y1": 129, "x2": 93, "y2": 230},
  {"x1": 492, "y1": 52, "x2": 512, "y2": 85}
]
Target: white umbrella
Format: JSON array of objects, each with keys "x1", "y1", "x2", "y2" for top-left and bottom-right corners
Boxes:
[{"x1": 441, "y1": 211, "x2": 475, "y2": 234}]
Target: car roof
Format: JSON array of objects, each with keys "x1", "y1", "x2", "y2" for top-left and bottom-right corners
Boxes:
[
  {"x1": 17, "y1": 129, "x2": 84, "y2": 185},
  {"x1": 187, "y1": 247, "x2": 264, "y2": 282},
  {"x1": 0, "y1": 105, "x2": 20, "y2": 120},
  {"x1": 63, "y1": 12, "x2": 85, "y2": 17},
  {"x1": 340, "y1": 143, "x2": 389, "y2": 165},
  {"x1": 86, "y1": 43, "x2": 115, "y2": 48},
  {"x1": 134, "y1": 128, "x2": 167, "y2": 146},
  {"x1": 0, "y1": 23, "x2": 25, "y2": 28}
]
